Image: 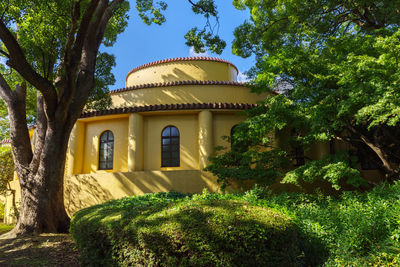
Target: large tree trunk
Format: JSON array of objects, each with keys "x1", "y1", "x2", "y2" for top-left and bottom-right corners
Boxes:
[{"x1": 8, "y1": 127, "x2": 72, "y2": 236}]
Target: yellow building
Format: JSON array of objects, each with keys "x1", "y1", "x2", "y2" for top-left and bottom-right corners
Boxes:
[
  {"x1": 4, "y1": 57, "x2": 272, "y2": 221},
  {"x1": 2, "y1": 57, "x2": 384, "y2": 223}
]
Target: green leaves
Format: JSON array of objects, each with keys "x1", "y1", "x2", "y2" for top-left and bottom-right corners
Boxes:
[
  {"x1": 282, "y1": 152, "x2": 366, "y2": 191},
  {"x1": 0, "y1": 145, "x2": 14, "y2": 194},
  {"x1": 184, "y1": 27, "x2": 226, "y2": 54},
  {"x1": 136, "y1": 0, "x2": 167, "y2": 25},
  {"x1": 84, "y1": 52, "x2": 116, "y2": 111},
  {"x1": 210, "y1": 0, "x2": 400, "y2": 188}
]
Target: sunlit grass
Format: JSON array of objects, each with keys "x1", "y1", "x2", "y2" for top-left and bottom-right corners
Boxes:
[{"x1": 0, "y1": 223, "x2": 13, "y2": 234}]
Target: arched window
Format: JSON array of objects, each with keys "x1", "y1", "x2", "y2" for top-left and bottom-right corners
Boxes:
[
  {"x1": 161, "y1": 126, "x2": 180, "y2": 167},
  {"x1": 99, "y1": 130, "x2": 114, "y2": 170}
]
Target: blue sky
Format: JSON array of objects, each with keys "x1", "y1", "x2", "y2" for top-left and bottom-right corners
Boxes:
[{"x1": 102, "y1": 1, "x2": 255, "y2": 89}]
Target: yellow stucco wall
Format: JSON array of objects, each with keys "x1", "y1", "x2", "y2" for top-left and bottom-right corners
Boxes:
[
  {"x1": 83, "y1": 117, "x2": 129, "y2": 173},
  {"x1": 4, "y1": 180, "x2": 20, "y2": 224},
  {"x1": 64, "y1": 170, "x2": 219, "y2": 215},
  {"x1": 143, "y1": 113, "x2": 199, "y2": 170},
  {"x1": 213, "y1": 113, "x2": 247, "y2": 149},
  {"x1": 126, "y1": 60, "x2": 237, "y2": 86},
  {"x1": 73, "y1": 111, "x2": 250, "y2": 174},
  {"x1": 111, "y1": 85, "x2": 270, "y2": 108}
]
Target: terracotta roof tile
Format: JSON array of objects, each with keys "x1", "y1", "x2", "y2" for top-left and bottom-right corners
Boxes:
[
  {"x1": 126, "y1": 57, "x2": 239, "y2": 81},
  {"x1": 111, "y1": 80, "x2": 252, "y2": 95},
  {"x1": 80, "y1": 102, "x2": 259, "y2": 119},
  {"x1": 0, "y1": 139, "x2": 11, "y2": 144}
]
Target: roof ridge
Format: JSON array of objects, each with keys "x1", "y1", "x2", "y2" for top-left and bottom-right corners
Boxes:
[{"x1": 125, "y1": 57, "x2": 239, "y2": 82}]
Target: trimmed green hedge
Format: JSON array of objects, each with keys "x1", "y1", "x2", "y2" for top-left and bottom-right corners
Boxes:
[
  {"x1": 71, "y1": 182, "x2": 400, "y2": 266},
  {"x1": 70, "y1": 192, "x2": 304, "y2": 266}
]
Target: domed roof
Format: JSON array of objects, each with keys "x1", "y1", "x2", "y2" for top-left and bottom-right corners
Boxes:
[
  {"x1": 105, "y1": 57, "x2": 273, "y2": 110},
  {"x1": 125, "y1": 57, "x2": 239, "y2": 87}
]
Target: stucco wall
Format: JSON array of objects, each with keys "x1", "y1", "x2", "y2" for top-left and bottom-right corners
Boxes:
[
  {"x1": 83, "y1": 117, "x2": 129, "y2": 173},
  {"x1": 213, "y1": 113, "x2": 247, "y2": 149},
  {"x1": 70, "y1": 111, "x2": 251, "y2": 175},
  {"x1": 126, "y1": 60, "x2": 237, "y2": 86},
  {"x1": 143, "y1": 113, "x2": 199, "y2": 170},
  {"x1": 111, "y1": 85, "x2": 270, "y2": 108},
  {"x1": 4, "y1": 180, "x2": 20, "y2": 224},
  {"x1": 64, "y1": 170, "x2": 220, "y2": 216}
]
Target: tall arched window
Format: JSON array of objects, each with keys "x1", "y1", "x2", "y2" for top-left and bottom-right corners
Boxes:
[
  {"x1": 161, "y1": 126, "x2": 180, "y2": 167},
  {"x1": 99, "y1": 130, "x2": 114, "y2": 170}
]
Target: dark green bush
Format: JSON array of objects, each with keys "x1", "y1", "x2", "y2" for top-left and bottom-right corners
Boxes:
[
  {"x1": 71, "y1": 183, "x2": 400, "y2": 266},
  {"x1": 71, "y1": 191, "x2": 304, "y2": 266},
  {"x1": 252, "y1": 182, "x2": 400, "y2": 266}
]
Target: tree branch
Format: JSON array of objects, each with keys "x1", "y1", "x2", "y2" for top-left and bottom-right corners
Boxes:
[
  {"x1": 188, "y1": 0, "x2": 213, "y2": 13},
  {"x1": 70, "y1": 0, "x2": 123, "y2": 115},
  {"x1": 6, "y1": 83, "x2": 33, "y2": 177},
  {"x1": 29, "y1": 92, "x2": 47, "y2": 174},
  {"x1": 0, "y1": 19, "x2": 57, "y2": 113},
  {"x1": 0, "y1": 72, "x2": 13, "y2": 102},
  {"x1": 0, "y1": 49, "x2": 9, "y2": 58}
]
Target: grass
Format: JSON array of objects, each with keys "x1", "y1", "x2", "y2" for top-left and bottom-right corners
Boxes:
[
  {"x1": 0, "y1": 223, "x2": 14, "y2": 234},
  {"x1": 0, "y1": 233, "x2": 80, "y2": 266}
]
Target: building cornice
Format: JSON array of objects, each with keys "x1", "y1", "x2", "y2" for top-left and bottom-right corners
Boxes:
[
  {"x1": 80, "y1": 102, "x2": 259, "y2": 118},
  {"x1": 110, "y1": 80, "x2": 252, "y2": 95}
]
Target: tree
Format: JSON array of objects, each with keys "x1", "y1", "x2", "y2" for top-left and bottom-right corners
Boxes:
[
  {"x1": 207, "y1": 0, "x2": 400, "y2": 190},
  {"x1": 0, "y1": 0, "x2": 226, "y2": 236},
  {"x1": 0, "y1": 0, "x2": 133, "y2": 235}
]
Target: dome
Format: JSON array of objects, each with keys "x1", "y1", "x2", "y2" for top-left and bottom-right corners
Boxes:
[
  {"x1": 110, "y1": 57, "x2": 271, "y2": 108},
  {"x1": 125, "y1": 57, "x2": 238, "y2": 87}
]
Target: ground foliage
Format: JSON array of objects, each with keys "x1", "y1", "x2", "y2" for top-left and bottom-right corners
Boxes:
[
  {"x1": 70, "y1": 191, "x2": 304, "y2": 267},
  {"x1": 207, "y1": 0, "x2": 400, "y2": 190},
  {"x1": 254, "y1": 182, "x2": 400, "y2": 266},
  {"x1": 72, "y1": 183, "x2": 400, "y2": 266},
  {"x1": 0, "y1": 145, "x2": 14, "y2": 195}
]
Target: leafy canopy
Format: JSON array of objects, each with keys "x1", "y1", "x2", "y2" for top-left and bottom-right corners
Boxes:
[
  {"x1": 0, "y1": 145, "x2": 14, "y2": 195},
  {"x1": 208, "y1": 0, "x2": 400, "y2": 190}
]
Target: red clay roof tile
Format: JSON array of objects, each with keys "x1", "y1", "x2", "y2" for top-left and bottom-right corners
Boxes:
[
  {"x1": 80, "y1": 102, "x2": 259, "y2": 119},
  {"x1": 110, "y1": 80, "x2": 252, "y2": 95}
]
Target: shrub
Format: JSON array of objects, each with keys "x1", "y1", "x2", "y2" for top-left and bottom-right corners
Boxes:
[
  {"x1": 71, "y1": 191, "x2": 304, "y2": 266},
  {"x1": 0, "y1": 145, "x2": 14, "y2": 195},
  {"x1": 71, "y1": 183, "x2": 400, "y2": 266},
  {"x1": 254, "y1": 182, "x2": 400, "y2": 266}
]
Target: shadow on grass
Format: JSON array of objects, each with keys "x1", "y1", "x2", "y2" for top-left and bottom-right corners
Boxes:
[{"x1": 0, "y1": 234, "x2": 80, "y2": 267}]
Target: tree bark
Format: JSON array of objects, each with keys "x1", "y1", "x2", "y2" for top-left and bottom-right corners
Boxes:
[
  {"x1": 8, "y1": 124, "x2": 72, "y2": 236},
  {"x1": 346, "y1": 124, "x2": 400, "y2": 179}
]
